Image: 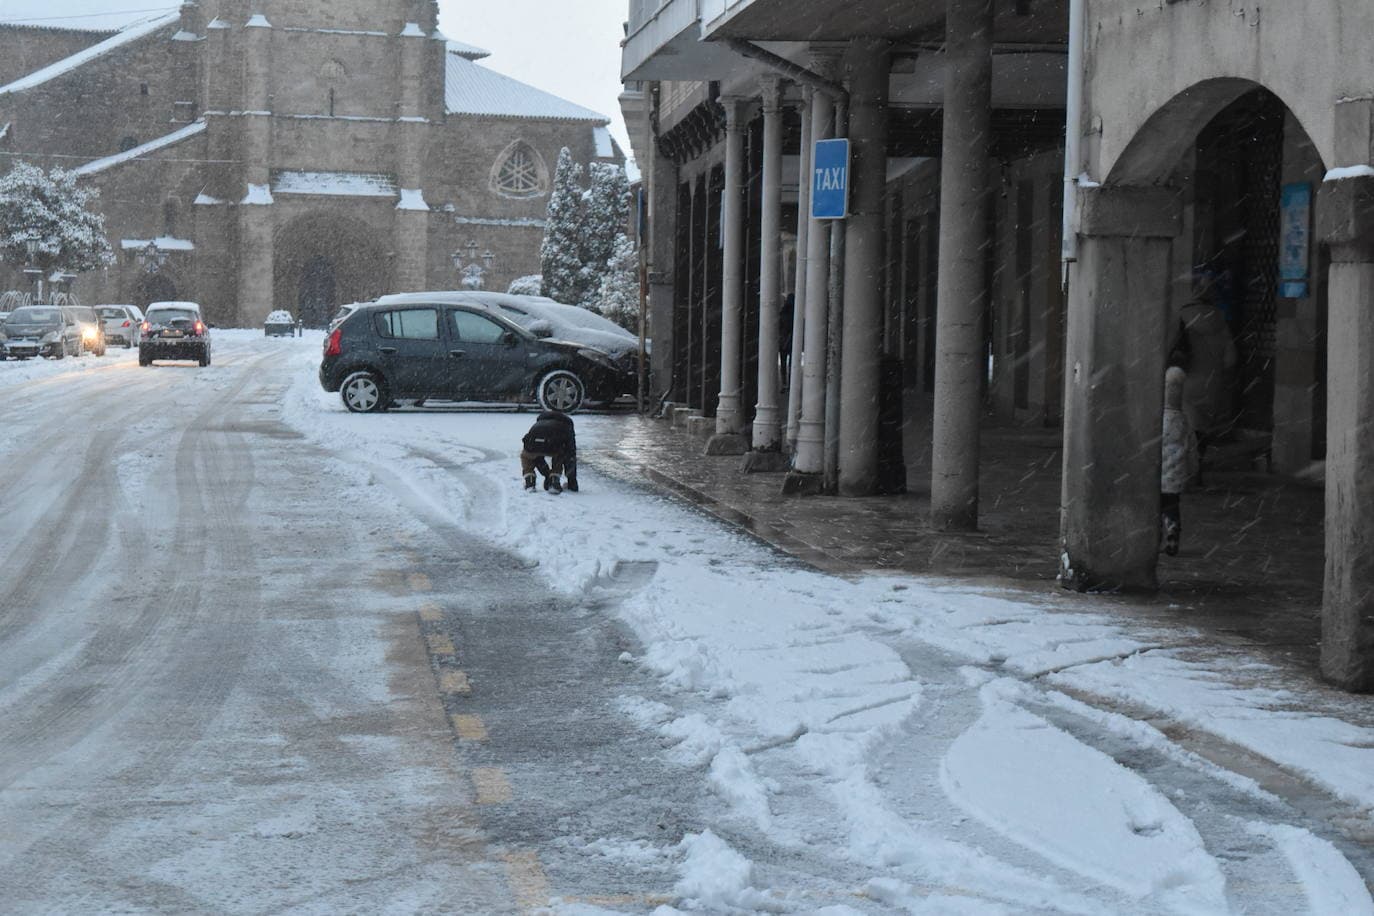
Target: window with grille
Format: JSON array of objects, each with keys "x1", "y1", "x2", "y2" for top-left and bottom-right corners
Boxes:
[{"x1": 492, "y1": 143, "x2": 546, "y2": 198}]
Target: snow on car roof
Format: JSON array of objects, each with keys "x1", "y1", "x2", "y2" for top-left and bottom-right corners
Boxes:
[{"x1": 146, "y1": 301, "x2": 201, "y2": 311}]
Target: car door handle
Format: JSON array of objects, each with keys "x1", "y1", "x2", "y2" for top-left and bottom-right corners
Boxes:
[
  {"x1": 378, "y1": 346, "x2": 398, "y2": 355},
  {"x1": 449, "y1": 350, "x2": 466, "y2": 358}
]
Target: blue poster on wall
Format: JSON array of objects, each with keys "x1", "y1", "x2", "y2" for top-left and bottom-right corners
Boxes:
[{"x1": 1279, "y1": 182, "x2": 1312, "y2": 299}]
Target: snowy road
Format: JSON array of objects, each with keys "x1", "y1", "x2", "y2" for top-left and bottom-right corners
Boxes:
[{"x1": 1, "y1": 334, "x2": 1372, "y2": 915}]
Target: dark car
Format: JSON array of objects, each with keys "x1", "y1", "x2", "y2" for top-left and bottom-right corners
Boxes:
[
  {"x1": 264, "y1": 309, "x2": 298, "y2": 337},
  {"x1": 2, "y1": 306, "x2": 82, "y2": 359},
  {"x1": 318, "y1": 293, "x2": 623, "y2": 413},
  {"x1": 140, "y1": 301, "x2": 212, "y2": 367}
]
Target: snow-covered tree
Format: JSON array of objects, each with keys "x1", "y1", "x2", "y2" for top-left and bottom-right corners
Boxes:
[
  {"x1": 0, "y1": 163, "x2": 113, "y2": 275},
  {"x1": 578, "y1": 162, "x2": 631, "y2": 310},
  {"x1": 539, "y1": 148, "x2": 587, "y2": 305},
  {"x1": 507, "y1": 274, "x2": 543, "y2": 296},
  {"x1": 595, "y1": 233, "x2": 640, "y2": 332}
]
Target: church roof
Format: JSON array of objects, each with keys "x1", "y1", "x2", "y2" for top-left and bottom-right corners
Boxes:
[
  {"x1": 445, "y1": 53, "x2": 608, "y2": 124},
  {"x1": 0, "y1": 11, "x2": 178, "y2": 96},
  {"x1": 444, "y1": 38, "x2": 491, "y2": 61}
]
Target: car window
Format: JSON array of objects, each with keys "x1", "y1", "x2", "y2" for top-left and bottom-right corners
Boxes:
[
  {"x1": 374, "y1": 308, "x2": 439, "y2": 340},
  {"x1": 99, "y1": 308, "x2": 127, "y2": 319},
  {"x1": 10, "y1": 308, "x2": 61, "y2": 323},
  {"x1": 147, "y1": 309, "x2": 197, "y2": 324},
  {"x1": 451, "y1": 310, "x2": 508, "y2": 344}
]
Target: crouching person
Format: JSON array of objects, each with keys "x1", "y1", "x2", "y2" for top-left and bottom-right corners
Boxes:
[{"x1": 521, "y1": 410, "x2": 579, "y2": 494}]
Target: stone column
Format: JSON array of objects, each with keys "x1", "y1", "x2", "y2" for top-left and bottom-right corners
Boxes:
[
  {"x1": 1316, "y1": 171, "x2": 1374, "y2": 691},
  {"x1": 931, "y1": 0, "x2": 994, "y2": 529},
  {"x1": 1060, "y1": 186, "x2": 1181, "y2": 592},
  {"x1": 236, "y1": 9, "x2": 274, "y2": 327},
  {"x1": 837, "y1": 39, "x2": 891, "y2": 496},
  {"x1": 706, "y1": 97, "x2": 749, "y2": 456},
  {"x1": 746, "y1": 76, "x2": 788, "y2": 470},
  {"x1": 393, "y1": 21, "x2": 430, "y2": 292},
  {"x1": 785, "y1": 88, "x2": 813, "y2": 451},
  {"x1": 784, "y1": 61, "x2": 838, "y2": 489}
]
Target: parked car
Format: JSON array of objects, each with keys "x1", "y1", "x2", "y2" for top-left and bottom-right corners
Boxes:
[
  {"x1": 318, "y1": 292, "x2": 623, "y2": 413},
  {"x1": 1, "y1": 306, "x2": 82, "y2": 359},
  {"x1": 62, "y1": 305, "x2": 106, "y2": 356},
  {"x1": 265, "y1": 309, "x2": 297, "y2": 337},
  {"x1": 328, "y1": 304, "x2": 358, "y2": 330},
  {"x1": 140, "y1": 301, "x2": 211, "y2": 367},
  {"x1": 467, "y1": 293, "x2": 644, "y2": 398},
  {"x1": 98, "y1": 305, "x2": 144, "y2": 348}
]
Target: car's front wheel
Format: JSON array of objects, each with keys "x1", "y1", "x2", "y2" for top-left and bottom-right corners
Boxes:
[
  {"x1": 536, "y1": 369, "x2": 586, "y2": 413},
  {"x1": 341, "y1": 370, "x2": 389, "y2": 413},
  {"x1": 139, "y1": 349, "x2": 151, "y2": 367}
]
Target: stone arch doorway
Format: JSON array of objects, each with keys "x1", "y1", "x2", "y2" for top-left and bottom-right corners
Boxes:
[
  {"x1": 274, "y1": 212, "x2": 390, "y2": 328},
  {"x1": 135, "y1": 273, "x2": 178, "y2": 309}
]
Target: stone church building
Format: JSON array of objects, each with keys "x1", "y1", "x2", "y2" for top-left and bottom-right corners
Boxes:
[{"x1": 0, "y1": 1, "x2": 623, "y2": 326}]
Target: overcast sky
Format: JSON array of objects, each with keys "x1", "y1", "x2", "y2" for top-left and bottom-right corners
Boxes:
[{"x1": 1, "y1": 1, "x2": 633, "y2": 158}]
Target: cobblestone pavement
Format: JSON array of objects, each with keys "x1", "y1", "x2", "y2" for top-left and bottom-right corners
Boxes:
[{"x1": 587, "y1": 410, "x2": 1327, "y2": 672}]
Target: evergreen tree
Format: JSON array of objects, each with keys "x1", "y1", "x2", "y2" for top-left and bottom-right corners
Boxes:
[
  {"x1": 507, "y1": 274, "x2": 543, "y2": 296},
  {"x1": 0, "y1": 163, "x2": 113, "y2": 276},
  {"x1": 539, "y1": 148, "x2": 587, "y2": 304},
  {"x1": 579, "y1": 162, "x2": 631, "y2": 310},
  {"x1": 595, "y1": 232, "x2": 640, "y2": 332}
]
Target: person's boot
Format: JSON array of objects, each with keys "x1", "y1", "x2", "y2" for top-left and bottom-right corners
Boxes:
[
  {"x1": 523, "y1": 473, "x2": 537, "y2": 492},
  {"x1": 547, "y1": 474, "x2": 563, "y2": 494}
]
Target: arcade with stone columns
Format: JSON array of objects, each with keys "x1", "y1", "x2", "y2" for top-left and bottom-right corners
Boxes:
[{"x1": 621, "y1": 0, "x2": 1374, "y2": 691}]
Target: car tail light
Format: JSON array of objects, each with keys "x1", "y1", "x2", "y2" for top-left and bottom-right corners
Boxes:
[
  {"x1": 193, "y1": 320, "x2": 205, "y2": 336},
  {"x1": 325, "y1": 327, "x2": 343, "y2": 357},
  {"x1": 141, "y1": 321, "x2": 151, "y2": 334},
  {"x1": 121, "y1": 320, "x2": 131, "y2": 328}
]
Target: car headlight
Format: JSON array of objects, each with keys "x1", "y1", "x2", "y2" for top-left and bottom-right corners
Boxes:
[
  {"x1": 82, "y1": 327, "x2": 98, "y2": 340},
  {"x1": 577, "y1": 348, "x2": 617, "y2": 369}
]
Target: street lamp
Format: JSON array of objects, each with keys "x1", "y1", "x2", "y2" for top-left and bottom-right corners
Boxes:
[
  {"x1": 137, "y1": 240, "x2": 169, "y2": 274},
  {"x1": 22, "y1": 239, "x2": 43, "y2": 304},
  {"x1": 452, "y1": 240, "x2": 495, "y2": 290}
]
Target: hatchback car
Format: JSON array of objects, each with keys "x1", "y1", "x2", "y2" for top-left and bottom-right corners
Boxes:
[
  {"x1": 98, "y1": 305, "x2": 144, "y2": 347},
  {"x1": 318, "y1": 293, "x2": 623, "y2": 413},
  {"x1": 62, "y1": 305, "x2": 106, "y2": 356},
  {"x1": 140, "y1": 301, "x2": 211, "y2": 366},
  {"x1": 2, "y1": 306, "x2": 82, "y2": 359},
  {"x1": 265, "y1": 309, "x2": 297, "y2": 337}
]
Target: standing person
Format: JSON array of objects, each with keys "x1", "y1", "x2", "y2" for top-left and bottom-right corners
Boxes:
[
  {"x1": 520, "y1": 409, "x2": 579, "y2": 494},
  {"x1": 1175, "y1": 276, "x2": 1238, "y2": 460},
  {"x1": 1161, "y1": 366, "x2": 1199, "y2": 557},
  {"x1": 778, "y1": 293, "x2": 795, "y2": 383}
]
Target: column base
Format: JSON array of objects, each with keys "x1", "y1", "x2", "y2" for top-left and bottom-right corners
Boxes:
[
  {"x1": 741, "y1": 449, "x2": 789, "y2": 473},
  {"x1": 705, "y1": 433, "x2": 748, "y2": 456},
  {"x1": 782, "y1": 470, "x2": 826, "y2": 496},
  {"x1": 1058, "y1": 549, "x2": 1158, "y2": 594}
]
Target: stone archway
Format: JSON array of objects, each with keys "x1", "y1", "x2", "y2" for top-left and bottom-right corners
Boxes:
[{"x1": 273, "y1": 212, "x2": 390, "y2": 328}]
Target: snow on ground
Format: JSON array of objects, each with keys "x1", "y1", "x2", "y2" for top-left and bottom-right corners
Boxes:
[
  {"x1": 0, "y1": 343, "x2": 137, "y2": 390},
  {"x1": 264, "y1": 336, "x2": 1374, "y2": 913}
]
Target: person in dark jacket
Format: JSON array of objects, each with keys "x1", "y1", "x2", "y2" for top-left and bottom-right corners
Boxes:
[{"x1": 521, "y1": 410, "x2": 578, "y2": 493}]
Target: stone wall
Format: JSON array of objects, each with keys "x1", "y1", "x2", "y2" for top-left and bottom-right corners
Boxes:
[{"x1": 0, "y1": 26, "x2": 111, "y2": 89}]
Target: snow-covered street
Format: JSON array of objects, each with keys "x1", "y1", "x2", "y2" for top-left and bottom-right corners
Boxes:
[{"x1": 1, "y1": 333, "x2": 1372, "y2": 914}]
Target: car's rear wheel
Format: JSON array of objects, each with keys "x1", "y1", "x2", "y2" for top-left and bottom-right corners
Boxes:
[
  {"x1": 139, "y1": 350, "x2": 151, "y2": 367},
  {"x1": 341, "y1": 370, "x2": 388, "y2": 413},
  {"x1": 537, "y1": 369, "x2": 585, "y2": 413}
]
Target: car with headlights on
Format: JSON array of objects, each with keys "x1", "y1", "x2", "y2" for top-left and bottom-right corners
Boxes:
[
  {"x1": 99, "y1": 305, "x2": 144, "y2": 347},
  {"x1": 1, "y1": 306, "x2": 81, "y2": 359},
  {"x1": 140, "y1": 301, "x2": 211, "y2": 367},
  {"x1": 318, "y1": 292, "x2": 623, "y2": 413},
  {"x1": 61, "y1": 305, "x2": 107, "y2": 357}
]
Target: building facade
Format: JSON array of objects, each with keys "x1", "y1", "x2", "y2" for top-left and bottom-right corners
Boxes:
[
  {"x1": 0, "y1": 0, "x2": 623, "y2": 326},
  {"x1": 622, "y1": 0, "x2": 1374, "y2": 691}
]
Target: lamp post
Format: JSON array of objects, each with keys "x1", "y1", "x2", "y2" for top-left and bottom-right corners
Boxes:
[
  {"x1": 452, "y1": 240, "x2": 495, "y2": 290},
  {"x1": 137, "y1": 240, "x2": 169, "y2": 274},
  {"x1": 22, "y1": 239, "x2": 43, "y2": 304}
]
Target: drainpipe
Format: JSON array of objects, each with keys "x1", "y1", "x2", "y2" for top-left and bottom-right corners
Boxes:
[{"x1": 1060, "y1": 0, "x2": 1086, "y2": 290}]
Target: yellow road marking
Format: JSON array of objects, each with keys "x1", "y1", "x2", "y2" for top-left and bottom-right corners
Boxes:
[
  {"x1": 452, "y1": 714, "x2": 488, "y2": 741},
  {"x1": 501, "y1": 850, "x2": 550, "y2": 911},
  {"x1": 408, "y1": 572, "x2": 432, "y2": 592},
  {"x1": 426, "y1": 634, "x2": 456, "y2": 657},
  {"x1": 440, "y1": 670, "x2": 472, "y2": 695},
  {"x1": 473, "y1": 767, "x2": 512, "y2": 804},
  {"x1": 419, "y1": 602, "x2": 443, "y2": 622}
]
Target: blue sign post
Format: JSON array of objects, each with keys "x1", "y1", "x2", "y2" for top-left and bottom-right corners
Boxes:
[{"x1": 811, "y1": 138, "x2": 850, "y2": 220}]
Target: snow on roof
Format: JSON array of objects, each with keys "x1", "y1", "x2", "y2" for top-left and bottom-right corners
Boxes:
[
  {"x1": 445, "y1": 54, "x2": 607, "y2": 124},
  {"x1": 0, "y1": 11, "x2": 179, "y2": 96},
  {"x1": 593, "y1": 126, "x2": 615, "y2": 159},
  {"x1": 446, "y1": 39, "x2": 491, "y2": 61},
  {"x1": 273, "y1": 170, "x2": 397, "y2": 198},
  {"x1": 121, "y1": 236, "x2": 194, "y2": 251},
  {"x1": 73, "y1": 120, "x2": 206, "y2": 176}
]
